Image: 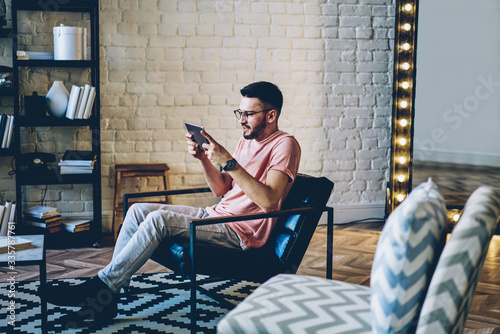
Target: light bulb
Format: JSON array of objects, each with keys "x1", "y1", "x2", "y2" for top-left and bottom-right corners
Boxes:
[
  {"x1": 399, "y1": 138, "x2": 407, "y2": 145},
  {"x1": 403, "y1": 23, "x2": 411, "y2": 31},
  {"x1": 401, "y1": 62, "x2": 411, "y2": 70},
  {"x1": 397, "y1": 174, "x2": 405, "y2": 182},
  {"x1": 396, "y1": 194, "x2": 405, "y2": 202},
  {"x1": 453, "y1": 214, "x2": 460, "y2": 222},
  {"x1": 400, "y1": 100, "x2": 408, "y2": 108},
  {"x1": 399, "y1": 119, "x2": 408, "y2": 127},
  {"x1": 401, "y1": 81, "x2": 410, "y2": 89},
  {"x1": 402, "y1": 43, "x2": 411, "y2": 51},
  {"x1": 398, "y1": 156, "x2": 407, "y2": 164},
  {"x1": 404, "y1": 4, "x2": 413, "y2": 11}
]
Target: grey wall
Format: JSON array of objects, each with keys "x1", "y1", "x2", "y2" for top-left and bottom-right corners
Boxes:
[{"x1": 414, "y1": 0, "x2": 500, "y2": 166}]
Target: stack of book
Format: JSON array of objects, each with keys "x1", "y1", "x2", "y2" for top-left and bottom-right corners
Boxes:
[
  {"x1": 23, "y1": 205, "x2": 63, "y2": 234},
  {"x1": 59, "y1": 150, "x2": 96, "y2": 174},
  {"x1": 61, "y1": 218, "x2": 91, "y2": 233},
  {"x1": 0, "y1": 115, "x2": 14, "y2": 149},
  {"x1": 0, "y1": 201, "x2": 16, "y2": 236},
  {"x1": 65, "y1": 84, "x2": 96, "y2": 120}
]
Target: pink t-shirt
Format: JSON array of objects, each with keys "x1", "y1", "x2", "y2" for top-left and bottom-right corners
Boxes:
[{"x1": 206, "y1": 131, "x2": 301, "y2": 249}]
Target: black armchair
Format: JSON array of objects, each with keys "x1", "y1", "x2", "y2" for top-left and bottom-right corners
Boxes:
[{"x1": 121, "y1": 173, "x2": 334, "y2": 333}]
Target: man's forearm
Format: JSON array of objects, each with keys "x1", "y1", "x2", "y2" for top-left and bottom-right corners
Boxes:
[
  {"x1": 199, "y1": 158, "x2": 231, "y2": 196},
  {"x1": 227, "y1": 164, "x2": 288, "y2": 213}
]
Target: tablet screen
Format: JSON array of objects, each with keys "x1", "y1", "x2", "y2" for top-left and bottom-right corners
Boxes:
[{"x1": 185, "y1": 122, "x2": 209, "y2": 146}]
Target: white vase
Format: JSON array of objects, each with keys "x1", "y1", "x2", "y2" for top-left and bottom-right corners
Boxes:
[{"x1": 46, "y1": 81, "x2": 69, "y2": 117}]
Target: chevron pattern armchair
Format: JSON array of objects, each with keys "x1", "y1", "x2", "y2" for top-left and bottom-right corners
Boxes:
[{"x1": 217, "y1": 181, "x2": 500, "y2": 334}]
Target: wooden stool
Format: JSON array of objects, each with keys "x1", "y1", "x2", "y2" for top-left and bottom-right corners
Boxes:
[{"x1": 113, "y1": 163, "x2": 170, "y2": 241}]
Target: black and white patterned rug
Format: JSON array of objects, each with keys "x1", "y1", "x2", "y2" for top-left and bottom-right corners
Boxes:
[{"x1": 1, "y1": 272, "x2": 258, "y2": 334}]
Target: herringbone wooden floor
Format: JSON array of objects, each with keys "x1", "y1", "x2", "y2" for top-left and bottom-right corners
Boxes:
[
  {"x1": 413, "y1": 161, "x2": 500, "y2": 209},
  {"x1": 2, "y1": 225, "x2": 499, "y2": 332}
]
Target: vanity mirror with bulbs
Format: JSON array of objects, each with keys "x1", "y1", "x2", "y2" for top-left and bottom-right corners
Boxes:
[{"x1": 387, "y1": 0, "x2": 500, "y2": 224}]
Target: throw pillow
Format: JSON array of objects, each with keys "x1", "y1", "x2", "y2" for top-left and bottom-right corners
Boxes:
[
  {"x1": 415, "y1": 186, "x2": 500, "y2": 334},
  {"x1": 371, "y1": 178, "x2": 448, "y2": 333}
]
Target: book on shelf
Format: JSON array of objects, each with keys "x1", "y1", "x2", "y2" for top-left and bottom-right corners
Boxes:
[
  {"x1": 65, "y1": 84, "x2": 96, "y2": 120},
  {"x1": 2, "y1": 115, "x2": 12, "y2": 148},
  {"x1": 45, "y1": 224, "x2": 64, "y2": 234},
  {"x1": 23, "y1": 219, "x2": 62, "y2": 229},
  {"x1": 62, "y1": 150, "x2": 96, "y2": 161},
  {"x1": 60, "y1": 166, "x2": 93, "y2": 174},
  {"x1": 61, "y1": 218, "x2": 91, "y2": 233},
  {"x1": 4, "y1": 115, "x2": 14, "y2": 148},
  {"x1": 65, "y1": 85, "x2": 82, "y2": 120},
  {"x1": 0, "y1": 115, "x2": 8, "y2": 147},
  {"x1": 22, "y1": 213, "x2": 63, "y2": 233},
  {"x1": 23, "y1": 205, "x2": 59, "y2": 219},
  {"x1": 16, "y1": 51, "x2": 30, "y2": 60},
  {"x1": 0, "y1": 236, "x2": 34, "y2": 253},
  {"x1": 0, "y1": 201, "x2": 13, "y2": 236},
  {"x1": 0, "y1": 205, "x2": 4, "y2": 236},
  {"x1": 76, "y1": 84, "x2": 91, "y2": 119},
  {"x1": 74, "y1": 87, "x2": 85, "y2": 118},
  {"x1": 24, "y1": 214, "x2": 61, "y2": 224},
  {"x1": 8, "y1": 203, "x2": 16, "y2": 223},
  {"x1": 59, "y1": 160, "x2": 94, "y2": 167},
  {"x1": 82, "y1": 87, "x2": 96, "y2": 119}
]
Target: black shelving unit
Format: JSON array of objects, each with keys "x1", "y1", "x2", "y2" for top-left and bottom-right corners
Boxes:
[
  {"x1": 17, "y1": 117, "x2": 98, "y2": 127},
  {"x1": 0, "y1": 27, "x2": 12, "y2": 38},
  {"x1": 0, "y1": 87, "x2": 14, "y2": 96},
  {"x1": 0, "y1": 28, "x2": 14, "y2": 158},
  {"x1": 11, "y1": 0, "x2": 101, "y2": 247}
]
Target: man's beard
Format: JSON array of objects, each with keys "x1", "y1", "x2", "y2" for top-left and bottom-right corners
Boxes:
[{"x1": 243, "y1": 117, "x2": 267, "y2": 140}]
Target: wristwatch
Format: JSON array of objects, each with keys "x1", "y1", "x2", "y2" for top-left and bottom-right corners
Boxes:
[{"x1": 222, "y1": 158, "x2": 237, "y2": 171}]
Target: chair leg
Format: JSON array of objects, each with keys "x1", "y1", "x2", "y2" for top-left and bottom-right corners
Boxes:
[
  {"x1": 326, "y1": 206, "x2": 334, "y2": 279},
  {"x1": 190, "y1": 223, "x2": 197, "y2": 334}
]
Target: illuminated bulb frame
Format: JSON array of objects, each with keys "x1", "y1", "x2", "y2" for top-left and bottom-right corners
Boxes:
[{"x1": 386, "y1": 0, "x2": 418, "y2": 217}]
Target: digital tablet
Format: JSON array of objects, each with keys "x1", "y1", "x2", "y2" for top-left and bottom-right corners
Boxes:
[{"x1": 185, "y1": 121, "x2": 209, "y2": 146}]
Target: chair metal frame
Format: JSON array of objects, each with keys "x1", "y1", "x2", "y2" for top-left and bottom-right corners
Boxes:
[{"x1": 123, "y1": 187, "x2": 334, "y2": 334}]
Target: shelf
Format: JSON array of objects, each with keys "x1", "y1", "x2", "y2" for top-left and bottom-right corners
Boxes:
[
  {"x1": 18, "y1": 117, "x2": 97, "y2": 127},
  {"x1": 14, "y1": 59, "x2": 97, "y2": 68},
  {"x1": 0, "y1": 28, "x2": 13, "y2": 38},
  {"x1": 17, "y1": 225, "x2": 99, "y2": 249},
  {"x1": 0, "y1": 147, "x2": 16, "y2": 156},
  {"x1": 18, "y1": 170, "x2": 96, "y2": 185},
  {"x1": 0, "y1": 87, "x2": 14, "y2": 96},
  {"x1": 14, "y1": 0, "x2": 96, "y2": 12}
]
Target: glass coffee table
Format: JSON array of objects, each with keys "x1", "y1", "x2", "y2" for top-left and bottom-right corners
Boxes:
[{"x1": 0, "y1": 235, "x2": 47, "y2": 334}]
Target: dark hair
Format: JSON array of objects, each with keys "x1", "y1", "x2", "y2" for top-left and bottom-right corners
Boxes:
[{"x1": 240, "y1": 81, "x2": 283, "y2": 116}]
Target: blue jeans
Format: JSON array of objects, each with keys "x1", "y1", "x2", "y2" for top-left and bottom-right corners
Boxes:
[{"x1": 98, "y1": 203, "x2": 243, "y2": 292}]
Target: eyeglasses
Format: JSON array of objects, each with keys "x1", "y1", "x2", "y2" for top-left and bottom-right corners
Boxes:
[{"x1": 233, "y1": 108, "x2": 272, "y2": 120}]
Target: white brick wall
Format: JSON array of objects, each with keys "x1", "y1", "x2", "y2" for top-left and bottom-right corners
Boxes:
[{"x1": 0, "y1": 0, "x2": 395, "y2": 232}]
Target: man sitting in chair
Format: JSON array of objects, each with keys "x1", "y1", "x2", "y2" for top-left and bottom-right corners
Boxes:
[{"x1": 42, "y1": 81, "x2": 301, "y2": 326}]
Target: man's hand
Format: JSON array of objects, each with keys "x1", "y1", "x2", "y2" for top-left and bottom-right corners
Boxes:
[
  {"x1": 186, "y1": 132, "x2": 207, "y2": 160},
  {"x1": 187, "y1": 130, "x2": 233, "y2": 196},
  {"x1": 200, "y1": 130, "x2": 233, "y2": 167}
]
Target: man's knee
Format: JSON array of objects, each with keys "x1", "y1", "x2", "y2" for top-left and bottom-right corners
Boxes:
[
  {"x1": 125, "y1": 203, "x2": 151, "y2": 220},
  {"x1": 129, "y1": 202, "x2": 146, "y2": 212},
  {"x1": 144, "y1": 210, "x2": 165, "y2": 227},
  {"x1": 121, "y1": 203, "x2": 149, "y2": 231}
]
